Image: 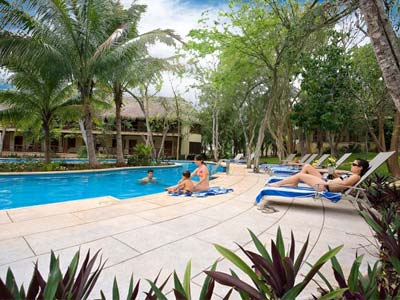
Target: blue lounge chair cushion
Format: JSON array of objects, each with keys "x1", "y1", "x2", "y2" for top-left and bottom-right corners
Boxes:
[
  {"x1": 255, "y1": 186, "x2": 342, "y2": 204},
  {"x1": 192, "y1": 186, "x2": 234, "y2": 197}
]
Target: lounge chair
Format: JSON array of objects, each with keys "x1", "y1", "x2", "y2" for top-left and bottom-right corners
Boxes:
[
  {"x1": 334, "y1": 152, "x2": 352, "y2": 168},
  {"x1": 237, "y1": 152, "x2": 255, "y2": 164},
  {"x1": 260, "y1": 153, "x2": 311, "y2": 172},
  {"x1": 268, "y1": 153, "x2": 319, "y2": 175},
  {"x1": 224, "y1": 153, "x2": 244, "y2": 162},
  {"x1": 255, "y1": 151, "x2": 395, "y2": 207}
]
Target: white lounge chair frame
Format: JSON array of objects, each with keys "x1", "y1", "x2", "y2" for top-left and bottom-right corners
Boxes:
[{"x1": 257, "y1": 151, "x2": 395, "y2": 207}]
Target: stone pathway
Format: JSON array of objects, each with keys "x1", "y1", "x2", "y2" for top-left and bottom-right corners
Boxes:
[{"x1": 0, "y1": 164, "x2": 376, "y2": 299}]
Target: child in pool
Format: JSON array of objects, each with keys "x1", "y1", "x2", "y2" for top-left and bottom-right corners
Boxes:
[{"x1": 166, "y1": 170, "x2": 194, "y2": 194}]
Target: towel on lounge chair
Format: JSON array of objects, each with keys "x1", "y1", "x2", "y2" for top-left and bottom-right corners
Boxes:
[
  {"x1": 192, "y1": 186, "x2": 234, "y2": 197},
  {"x1": 256, "y1": 151, "x2": 396, "y2": 206},
  {"x1": 255, "y1": 186, "x2": 342, "y2": 204}
]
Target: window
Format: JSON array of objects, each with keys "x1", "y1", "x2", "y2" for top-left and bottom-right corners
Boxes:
[
  {"x1": 67, "y1": 138, "x2": 76, "y2": 148},
  {"x1": 189, "y1": 142, "x2": 201, "y2": 154}
]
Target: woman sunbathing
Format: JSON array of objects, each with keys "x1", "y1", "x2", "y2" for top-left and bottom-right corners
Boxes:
[{"x1": 269, "y1": 159, "x2": 369, "y2": 192}]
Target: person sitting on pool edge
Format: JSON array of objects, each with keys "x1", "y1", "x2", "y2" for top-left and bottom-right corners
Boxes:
[
  {"x1": 191, "y1": 154, "x2": 210, "y2": 192},
  {"x1": 166, "y1": 170, "x2": 194, "y2": 195},
  {"x1": 139, "y1": 169, "x2": 157, "y2": 184},
  {"x1": 269, "y1": 158, "x2": 369, "y2": 192}
]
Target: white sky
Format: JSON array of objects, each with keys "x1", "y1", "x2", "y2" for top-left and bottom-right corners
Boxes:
[{"x1": 120, "y1": 0, "x2": 224, "y2": 104}]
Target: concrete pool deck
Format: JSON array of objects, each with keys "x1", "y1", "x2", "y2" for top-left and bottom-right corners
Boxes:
[{"x1": 0, "y1": 164, "x2": 376, "y2": 299}]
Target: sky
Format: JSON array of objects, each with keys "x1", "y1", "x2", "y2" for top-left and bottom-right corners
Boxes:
[
  {"x1": 120, "y1": 0, "x2": 228, "y2": 104},
  {"x1": 0, "y1": 0, "x2": 227, "y2": 98}
]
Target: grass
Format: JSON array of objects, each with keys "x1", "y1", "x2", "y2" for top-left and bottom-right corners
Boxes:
[{"x1": 260, "y1": 152, "x2": 396, "y2": 176}]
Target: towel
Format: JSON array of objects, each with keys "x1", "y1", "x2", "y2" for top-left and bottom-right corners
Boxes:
[
  {"x1": 192, "y1": 186, "x2": 234, "y2": 198},
  {"x1": 255, "y1": 186, "x2": 342, "y2": 204},
  {"x1": 168, "y1": 190, "x2": 193, "y2": 197}
]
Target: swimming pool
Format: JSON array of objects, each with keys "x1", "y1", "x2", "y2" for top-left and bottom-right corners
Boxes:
[{"x1": 0, "y1": 162, "x2": 224, "y2": 210}]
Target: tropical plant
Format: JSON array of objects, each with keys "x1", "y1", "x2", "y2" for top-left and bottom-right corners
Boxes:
[
  {"x1": 0, "y1": 250, "x2": 105, "y2": 300},
  {"x1": 314, "y1": 254, "x2": 380, "y2": 299},
  {"x1": 0, "y1": 65, "x2": 78, "y2": 163},
  {"x1": 0, "y1": 0, "x2": 157, "y2": 168},
  {"x1": 360, "y1": 208, "x2": 400, "y2": 298},
  {"x1": 205, "y1": 228, "x2": 342, "y2": 300},
  {"x1": 361, "y1": 174, "x2": 400, "y2": 211},
  {"x1": 127, "y1": 143, "x2": 153, "y2": 166}
]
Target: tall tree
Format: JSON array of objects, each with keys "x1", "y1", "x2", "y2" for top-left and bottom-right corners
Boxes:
[
  {"x1": 98, "y1": 1, "x2": 179, "y2": 165},
  {"x1": 0, "y1": 0, "x2": 150, "y2": 167},
  {"x1": 358, "y1": 0, "x2": 400, "y2": 112},
  {"x1": 188, "y1": 0, "x2": 356, "y2": 170},
  {"x1": 292, "y1": 31, "x2": 354, "y2": 157},
  {"x1": 351, "y1": 43, "x2": 400, "y2": 175},
  {"x1": 0, "y1": 65, "x2": 77, "y2": 163}
]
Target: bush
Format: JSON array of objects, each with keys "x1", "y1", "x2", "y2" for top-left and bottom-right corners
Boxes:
[
  {"x1": 77, "y1": 146, "x2": 87, "y2": 158},
  {"x1": 127, "y1": 143, "x2": 153, "y2": 166}
]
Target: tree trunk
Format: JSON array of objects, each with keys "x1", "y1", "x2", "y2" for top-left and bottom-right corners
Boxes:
[
  {"x1": 239, "y1": 107, "x2": 254, "y2": 169},
  {"x1": 387, "y1": 111, "x2": 400, "y2": 176},
  {"x1": 113, "y1": 83, "x2": 125, "y2": 166},
  {"x1": 0, "y1": 128, "x2": 5, "y2": 155},
  {"x1": 327, "y1": 132, "x2": 336, "y2": 157},
  {"x1": 79, "y1": 118, "x2": 89, "y2": 155},
  {"x1": 254, "y1": 107, "x2": 270, "y2": 172},
  {"x1": 286, "y1": 122, "x2": 294, "y2": 154},
  {"x1": 172, "y1": 85, "x2": 181, "y2": 160},
  {"x1": 359, "y1": 0, "x2": 400, "y2": 112},
  {"x1": 212, "y1": 107, "x2": 219, "y2": 161},
  {"x1": 83, "y1": 100, "x2": 99, "y2": 168},
  {"x1": 378, "y1": 115, "x2": 385, "y2": 148},
  {"x1": 157, "y1": 124, "x2": 169, "y2": 159},
  {"x1": 144, "y1": 94, "x2": 157, "y2": 158},
  {"x1": 43, "y1": 122, "x2": 51, "y2": 164},
  {"x1": 316, "y1": 130, "x2": 323, "y2": 154}
]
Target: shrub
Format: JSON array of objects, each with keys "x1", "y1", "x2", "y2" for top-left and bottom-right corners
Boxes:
[
  {"x1": 77, "y1": 146, "x2": 87, "y2": 158},
  {"x1": 127, "y1": 143, "x2": 153, "y2": 166}
]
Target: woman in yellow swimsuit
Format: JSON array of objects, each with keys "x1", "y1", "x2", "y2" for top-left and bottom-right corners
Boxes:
[{"x1": 191, "y1": 155, "x2": 209, "y2": 192}]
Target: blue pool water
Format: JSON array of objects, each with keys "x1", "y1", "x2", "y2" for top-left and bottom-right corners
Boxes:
[{"x1": 0, "y1": 162, "x2": 224, "y2": 210}]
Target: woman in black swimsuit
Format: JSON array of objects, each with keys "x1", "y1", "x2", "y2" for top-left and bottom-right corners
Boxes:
[{"x1": 269, "y1": 159, "x2": 369, "y2": 192}]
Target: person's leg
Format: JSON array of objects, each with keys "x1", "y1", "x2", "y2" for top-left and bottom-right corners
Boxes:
[
  {"x1": 296, "y1": 173, "x2": 326, "y2": 191},
  {"x1": 270, "y1": 173, "x2": 326, "y2": 191},
  {"x1": 269, "y1": 173, "x2": 301, "y2": 187},
  {"x1": 300, "y1": 164, "x2": 323, "y2": 178}
]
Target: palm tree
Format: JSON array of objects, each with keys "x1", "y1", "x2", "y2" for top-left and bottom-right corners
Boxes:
[
  {"x1": 0, "y1": 0, "x2": 148, "y2": 167},
  {"x1": 358, "y1": 0, "x2": 400, "y2": 111},
  {"x1": 96, "y1": 1, "x2": 180, "y2": 165},
  {"x1": 0, "y1": 66, "x2": 77, "y2": 163}
]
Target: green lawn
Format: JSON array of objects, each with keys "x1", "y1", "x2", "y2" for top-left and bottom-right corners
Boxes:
[{"x1": 260, "y1": 152, "x2": 396, "y2": 176}]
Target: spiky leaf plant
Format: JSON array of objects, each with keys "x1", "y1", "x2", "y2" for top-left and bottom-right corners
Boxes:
[
  {"x1": 205, "y1": 228, "x2": 342, "y2": 300},
  {"x1": 360, "y1": 208, "x2": 400, "y2": 298},
  {"x1": 0, "y1": 250, "x2": 105, "y2": 300}
]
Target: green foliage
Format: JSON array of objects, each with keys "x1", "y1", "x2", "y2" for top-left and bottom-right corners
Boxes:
[
  {"x1": 0, "y1": 250, "x2": 105, "y2": 300},
  {"x1": 206, "y1": 228, "x2": 343, "y2": 300},
  {"x1": 292, "y1": 31, "x2": 354, "y2": 138},
  {"x1": 127, "y1": 143, "x2": 153, "y2": 166},
  {"x1": 77, "y1": 146, "x2": 88, "y2": 159},
  {"x1": 0, "y1": 161, "x2": 68, "y2": 172},
  {"x1": 315, "y1": 255, "x2": 380, "y2": 299}
]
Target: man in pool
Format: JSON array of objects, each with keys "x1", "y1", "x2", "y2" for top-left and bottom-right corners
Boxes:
[
  {"x1": 139, "y1": 169, "x2": 157, "y2": 184},
  {"x1": 166, "y1": 170, "x2": 194, "y2": 195}
]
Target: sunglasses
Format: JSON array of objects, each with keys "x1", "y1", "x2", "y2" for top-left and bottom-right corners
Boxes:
[{"x1": 352, "y1": 162, "x2": 360, "y2": 167}]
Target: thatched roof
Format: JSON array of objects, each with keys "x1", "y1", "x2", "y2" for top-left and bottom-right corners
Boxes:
[{"x1": 104, "y1": 94, "x2": 197, "y2": 120}]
